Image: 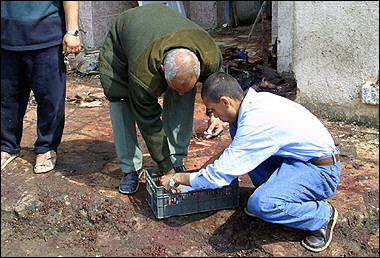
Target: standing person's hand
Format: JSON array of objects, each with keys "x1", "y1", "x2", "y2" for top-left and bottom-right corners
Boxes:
[
  {"x1": 62, "y1": 1, "x2": 80, "y2": 56},
  {"x1": 62, "y1": 33, "x2": 81, "y2": 56}
]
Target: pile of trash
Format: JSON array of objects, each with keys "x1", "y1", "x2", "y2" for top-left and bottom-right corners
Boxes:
[
  {"x1": 65, "y1": 51, "x2": 99, "y2": 78},
  {"x1": 66, "y1": 92, "x2": 105, "y2": 108},
  {"x1": 221, "y1": 46, "x2": 297, "y2": 101}
]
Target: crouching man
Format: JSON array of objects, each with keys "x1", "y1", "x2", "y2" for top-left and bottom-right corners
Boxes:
[{"x1": 162, "y1": 72, "x2": 341, "y2": 252}]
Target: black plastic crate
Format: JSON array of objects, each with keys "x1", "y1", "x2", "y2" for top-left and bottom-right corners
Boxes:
[{"x1": 145, "y1": 168, "x2": 239, "y2": 219}]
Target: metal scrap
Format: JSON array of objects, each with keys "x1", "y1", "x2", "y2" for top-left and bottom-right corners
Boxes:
[
  {"x1": 221, "y1": 45, "x2": 297, "y2": 100},
  {"x1": 66, "y1": 92, "x2": 106, "y2": 108}
]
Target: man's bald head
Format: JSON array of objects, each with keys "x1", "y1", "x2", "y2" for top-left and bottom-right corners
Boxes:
[{"x1": 163, "y1": 48, "x2": 200, "y2": 95}]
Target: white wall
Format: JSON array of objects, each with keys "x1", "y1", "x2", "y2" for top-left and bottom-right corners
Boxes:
[{"x1": 277, "y1": 1, "x2": 379, "y2": 127}]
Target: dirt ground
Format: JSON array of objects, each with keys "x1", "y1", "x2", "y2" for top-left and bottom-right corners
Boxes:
[{"x1": 1, "y1": 72, "x2": 379, "y2": 257}]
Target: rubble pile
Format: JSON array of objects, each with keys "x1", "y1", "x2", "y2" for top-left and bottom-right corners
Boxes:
[
  {"x1": 221, "y1": 46, "x2": 297, "y2": 101},
  {"x1": 66, "y1": 92, "x2": 105, "y2": 108}
]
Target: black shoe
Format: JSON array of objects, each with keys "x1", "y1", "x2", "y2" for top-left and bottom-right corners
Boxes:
[
  {"x1": 119, "y1": 171, "x2": 140, "y2": 195},
  {"x1": 174, "y1": 165, "x2": 186, "y2": 173},
  {"x1": 301, "y1": 204, "x2": 338, "y2": 252}
]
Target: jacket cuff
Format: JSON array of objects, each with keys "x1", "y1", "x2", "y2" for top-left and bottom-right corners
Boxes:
[{"x1": 157, "y1": 156, "x2": 174, "y2": 172}]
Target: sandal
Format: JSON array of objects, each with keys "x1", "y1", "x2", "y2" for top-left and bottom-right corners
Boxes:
[
  {"x1": 34, "y1": 150, "x2": 57, "y2": 174},
  {"x1": 1, "y1": 152, "x2": 19, "y2": 170}
]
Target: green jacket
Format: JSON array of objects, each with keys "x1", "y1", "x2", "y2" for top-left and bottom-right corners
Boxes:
[{"x1": 99, "y1": 3, "x2": 223, "y2": 171}]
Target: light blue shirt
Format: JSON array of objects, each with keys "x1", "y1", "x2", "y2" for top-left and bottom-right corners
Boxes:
[{"x1": 190, "y1": 88, "x2": 337, "y2": 189}]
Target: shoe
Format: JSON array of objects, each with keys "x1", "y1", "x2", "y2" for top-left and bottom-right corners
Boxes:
[
  {"x1": 1, "y1": 152, "x2": 19, "y2": 170},
  {"x1": 301, "y1": 204, "x2": 338, "y2": 252},
  {"x1": 174, "y1": 165, "x2": 187, "y2": 173},
  {"x1": 244, "y1": 207, "x2": 256, "y2": 217},
  {"x1": 34, "y1": 150, "x2": 57, "y2": 174},
  {"x1": 119, "y1": 170, "x2": 140, "y2": 195}
]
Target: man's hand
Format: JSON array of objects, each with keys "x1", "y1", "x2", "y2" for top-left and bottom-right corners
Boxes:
[
  {"x1": 206, "y1": 113, "x2": 224, "y2": 138},
  {"x1": 161, "y1": 170, "x2": 192, "y2": 191},
  {"x1": 161, "y1": 169, "x2": 175, "y2": 190},
  {"x1": 62, "y1": 34, "x2": 81, "y2": 56},
  {"x1": 62, "y1": 1, "x2": 81, "y2": 56}
]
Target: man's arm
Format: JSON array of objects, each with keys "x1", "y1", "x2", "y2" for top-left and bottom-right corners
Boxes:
[
  {"x1": 128, "y1": 82, "x2": 174, "y2": 172},
  {"x1": 161, "y1": 146, "x2": 226, "y2": 189},
  {"x1": 161, "y1": 172, "x2": 192, "y2": 189},
  {"x1": 62, "y1": 1, "x2": 81, "y2": 56}
]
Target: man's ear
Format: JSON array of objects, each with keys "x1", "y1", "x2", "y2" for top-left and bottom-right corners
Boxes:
[
  {"x1": 161, "y1": 64, "x2": 165, "y2": 71},
  {"x1": 220, "y1": 96, "x2": 230, "y2": 108}
]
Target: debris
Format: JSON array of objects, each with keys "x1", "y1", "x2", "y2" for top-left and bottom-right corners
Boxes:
[
  {"x1": 221, "y1": 45, "x2": 297, "y2": 101},
  {"x1": 76, "y1": 59, "x2": 99, "y2": 77},
  {"x1": 78, "y1": 100, "x2": 103, "y2": 108},
  {"x1": 66, "y1": 92, "x2": 106, "y2": 108},
  {"x1": 65, "y1": 51, "x2": 100, "y2": 77}
]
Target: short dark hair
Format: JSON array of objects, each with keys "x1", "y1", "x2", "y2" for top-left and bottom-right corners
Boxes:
[{"x1": 201, "y1": 72, "x2": 244, "y2": 103}]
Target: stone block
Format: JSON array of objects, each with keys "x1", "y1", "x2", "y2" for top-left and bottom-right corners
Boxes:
[{"x1": 361, "y1": 78, "x2": 379, "y2": 105}]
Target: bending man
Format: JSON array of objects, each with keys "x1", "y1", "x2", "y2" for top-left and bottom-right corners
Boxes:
[{"x1": 99, "y1": 3, "x2": 224, "y2": 195}]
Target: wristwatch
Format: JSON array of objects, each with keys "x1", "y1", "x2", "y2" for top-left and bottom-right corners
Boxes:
[
  {"x1": 169, "y1": 175, "x2": 176, "y2": 188},
  {"x1": 66, "y1": 30, "x2": 79, "y2": 36}
]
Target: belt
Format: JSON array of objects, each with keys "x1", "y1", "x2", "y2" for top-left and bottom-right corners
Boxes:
[{"x1": 310, "y1": 153, "x2": 340, "y2": 166}]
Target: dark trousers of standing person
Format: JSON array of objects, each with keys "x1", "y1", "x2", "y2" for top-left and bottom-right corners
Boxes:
[{"x1": 1, "y1": 46, "x2": 66, "y2": 156}]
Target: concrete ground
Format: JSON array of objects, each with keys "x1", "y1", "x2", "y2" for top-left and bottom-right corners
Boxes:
[{"x1": 1, "y1": 26, "x2": 379, "y2": 257}]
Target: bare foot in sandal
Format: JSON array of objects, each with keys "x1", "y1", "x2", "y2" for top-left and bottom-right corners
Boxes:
[
  {"x1": 1, "y1": 151, "x2": 19, "y2": 170},
  {"x1": 34, "y1": 150, "x2": 57, "y2": 174}
]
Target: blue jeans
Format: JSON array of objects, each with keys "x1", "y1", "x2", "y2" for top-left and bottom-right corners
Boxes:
[
  {"x1": 246, "y1": 154, "x2": 341, "y2": 231},
  {"x1": 1, "y1": 46, "x2": 66, "y2": 155}
]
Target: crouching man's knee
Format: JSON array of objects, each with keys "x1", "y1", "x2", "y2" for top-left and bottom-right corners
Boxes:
[{"x1": 246, "y1": 191, "x2": 283, "y2": 221}]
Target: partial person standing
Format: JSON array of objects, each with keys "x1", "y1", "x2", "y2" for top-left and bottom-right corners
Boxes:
[{"x1": 1, "y1": 1, "x2": 81, "y2": 172}]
